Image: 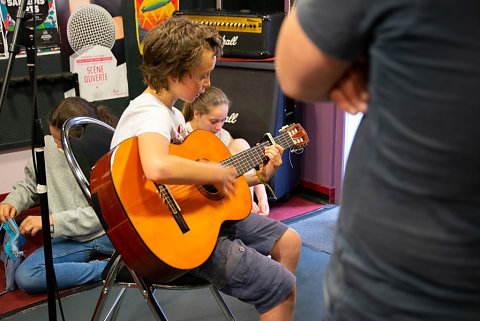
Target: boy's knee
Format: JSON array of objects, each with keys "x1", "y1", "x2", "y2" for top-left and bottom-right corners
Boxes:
[
  {"x1": 285, "y1": 228, "x2": 302, "y2": 253},
  {"x1": 272, "y1": 228, "x2": 302, "y2": 268}
]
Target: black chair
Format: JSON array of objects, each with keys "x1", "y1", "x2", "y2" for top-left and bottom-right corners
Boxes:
[{"x1": 61, "y1": 116, "x2": 236, "y2": 321}]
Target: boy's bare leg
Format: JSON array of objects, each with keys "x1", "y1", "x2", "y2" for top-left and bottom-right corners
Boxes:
[
  {"x1": 271, "y1": 227, "x2": 302, "y2": 274},
  {"x1": 260, "y1": 287, "x2": 296, "y2": 321},
  {"x1": 260, "y1": 228, "x2": 301, "y2": 321}
]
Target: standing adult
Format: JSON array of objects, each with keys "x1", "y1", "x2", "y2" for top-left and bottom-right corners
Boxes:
[{"x1": 276, "y1": 1, "x2": 480, "y2": 320}]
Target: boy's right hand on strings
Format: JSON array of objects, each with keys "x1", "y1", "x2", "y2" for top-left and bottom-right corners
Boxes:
[
  {"x1": 215, "y1": 165, "x2": 237, "y2": 198},
  {"x1": 0, "y1": 203, "x2": 17, "y2": 223}
]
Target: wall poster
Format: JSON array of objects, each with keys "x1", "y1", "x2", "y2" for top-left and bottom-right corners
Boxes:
[
  {"x1": 0, "y1": 0, "x2": 60, "y2": 58},
  {"x1": 56, "y1": 0, "x2": 128, "y2": 101},
  {"x1": 135, "y1": 0, "x2": 179, "y2": 55}
]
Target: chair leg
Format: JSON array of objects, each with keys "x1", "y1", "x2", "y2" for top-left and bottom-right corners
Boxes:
[
  {"x1": 91, "y1": 254, "x2": 125, "y2": 321},
  {"x1": 209, "y1": 285, "x2": 237, "y2": 321},
  {"x1": 128, "y1": 267, "x2": 169, "y2": 321},
  {"x1": 102, "y1": 287, "x2": 127, "y2": 321}
]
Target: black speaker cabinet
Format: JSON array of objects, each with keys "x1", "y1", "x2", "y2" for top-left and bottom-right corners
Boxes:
[
  {"x1": 210, "y1": 60, "x2": 303, "y2": 200},
  {"x1": 0, "y1": 54, "x2": 77, "y2": 150}
]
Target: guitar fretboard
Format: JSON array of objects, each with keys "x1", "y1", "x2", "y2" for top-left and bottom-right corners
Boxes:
[{"x1": 220, "y1": 131, "x2": 294, "y2": 177}]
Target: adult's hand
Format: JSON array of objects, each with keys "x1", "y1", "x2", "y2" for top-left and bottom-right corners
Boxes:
[{"x1": 329, "y1": 60, "x2": 369, "y2": 114}]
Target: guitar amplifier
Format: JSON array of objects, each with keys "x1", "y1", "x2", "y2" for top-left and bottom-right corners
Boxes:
[{"x1": 173, "y1": 9, "x2": 285, "y2": 59}]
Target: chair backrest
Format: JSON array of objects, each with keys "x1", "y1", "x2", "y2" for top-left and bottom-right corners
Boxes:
[{"x1": 61, "y1": 116, "x2": 115, "y2": 206}]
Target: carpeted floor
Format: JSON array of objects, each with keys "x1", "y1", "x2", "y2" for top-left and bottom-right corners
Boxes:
[
  {"x1": 3, "y1": 206, "x2": 336, "y2": 321},
  {"x1": 0, "y1": 193, "x2": 328, "y2": 318},
  {"x1": 4, "y1": 246, "x2": 331, "y2": 321},
  {"x1": 284, "y1": 204, "x2": 339, "y2": 254},
  {"x1": 269, "y1": 194, "x2": 326, "y2": 221}
]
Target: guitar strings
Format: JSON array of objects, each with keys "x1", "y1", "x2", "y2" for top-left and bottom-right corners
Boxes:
[
  {"x1": 170, "y1": 132, "x2": 293, "y2": 196},
  {"x1": 166, "y1": 142, "x2": 269, "y2": 198},
  {"x1": 160, "y1": 132, "x2": 296, "y2": 210}
]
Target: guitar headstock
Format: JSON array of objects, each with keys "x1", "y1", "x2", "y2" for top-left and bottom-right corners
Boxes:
[{"x1": 280, "y1": 124, "x2": 309, "y2": 152}]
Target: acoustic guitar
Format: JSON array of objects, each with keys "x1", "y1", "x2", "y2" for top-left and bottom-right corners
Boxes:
[{"x1": 90, "y1": 124, "x2": 309, "y2": 282}]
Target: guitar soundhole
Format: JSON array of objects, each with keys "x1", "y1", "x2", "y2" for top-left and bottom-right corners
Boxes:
[{"x1": 197, "y1": 184, "x2": 224, "y2": 201}]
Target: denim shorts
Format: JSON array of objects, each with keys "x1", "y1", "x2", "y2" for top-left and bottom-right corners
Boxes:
[{"x1": 189, "y1": 213, "x2": 296, "y2": 313}]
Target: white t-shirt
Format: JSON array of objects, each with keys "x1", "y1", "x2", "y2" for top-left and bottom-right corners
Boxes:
[
  {"x1": 185, "y1": 121, "x2": 232, "y2": 147},
  {"x1": 111, "y1": 93, "x2": 188, "y2": 148}
]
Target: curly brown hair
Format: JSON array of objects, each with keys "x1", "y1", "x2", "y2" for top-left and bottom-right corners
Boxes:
[{"x1": 140, "y1": 16, "x2": 223, "y2": 92}]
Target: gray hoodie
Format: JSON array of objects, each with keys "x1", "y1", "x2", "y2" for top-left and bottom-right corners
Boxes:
[{"x1": 2, "y1": 135, "x2": 105, "y2": 242}]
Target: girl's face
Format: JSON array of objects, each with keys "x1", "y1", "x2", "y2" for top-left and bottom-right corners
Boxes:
[
  {"x1": 194, "y1": 103, "x2": 229, "y2": 134},
  {"x1": 49, "y1": 125, "x2": 62, "y2": 149},
  {"x1": 173, "y1": 49, "x2": 216, "y2": 103}
]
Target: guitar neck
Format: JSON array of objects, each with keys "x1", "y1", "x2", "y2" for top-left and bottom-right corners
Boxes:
[{"x1": 220, "y1": 131, "x2": 294, "y2": 177}]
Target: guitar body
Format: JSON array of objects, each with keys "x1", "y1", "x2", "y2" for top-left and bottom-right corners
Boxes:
[{"x1": 91, "y1": 130, "x2": 252, "y2": 282}]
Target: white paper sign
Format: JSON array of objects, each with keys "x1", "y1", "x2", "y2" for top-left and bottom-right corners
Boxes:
[{"x1": 70, "y1": 45, "x2": 128, "y2": 101}]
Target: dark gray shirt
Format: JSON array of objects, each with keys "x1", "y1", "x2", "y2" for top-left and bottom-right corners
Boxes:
[{"x1": 297, "y1": 0, "x2": 480, "y2": 319}]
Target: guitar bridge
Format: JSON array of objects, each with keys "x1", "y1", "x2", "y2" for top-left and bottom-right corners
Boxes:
[{"x1": 155, "y1": 183, "x2": 190, "y2": 234}]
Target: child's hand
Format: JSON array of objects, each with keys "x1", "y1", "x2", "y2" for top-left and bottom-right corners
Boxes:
[
  {"x1": 216, "y1": 165, "x2": 237, "y2": 198},
  {"x1": 257, "y1": 198, "x2": 270, "y2": 216},
  {"x1": 259, "y1": 144, "x2": 284, "y2": 182},
  {"x1": 252, "y1": 201, "x2": 260, "y2": 214},
  {"x1": 19, "y1": 215, "x2": 53, "y2": 237},
  {"x1": 252, "y1": 200, "x2": 270, "y2": 216},
  {"x1": 0, "y1": 203, "x2": 16, "y2": 223}
]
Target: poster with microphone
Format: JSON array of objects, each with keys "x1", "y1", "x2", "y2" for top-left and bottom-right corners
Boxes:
[
  {"x1": 55, "y1": 0, "x2": 128, "y2": 101},
  {"x1": 0, "y1": 0, "x2": 60, "y2": 55}
]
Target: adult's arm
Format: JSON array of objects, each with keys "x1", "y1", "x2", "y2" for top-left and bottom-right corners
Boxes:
[{"x1": 275, "y1": 7, "x2": 353, "y2": 102}]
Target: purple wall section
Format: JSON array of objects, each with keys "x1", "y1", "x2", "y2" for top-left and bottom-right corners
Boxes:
[{"x1": 300, "y1": 102, "x2": 345, "y2": 204}]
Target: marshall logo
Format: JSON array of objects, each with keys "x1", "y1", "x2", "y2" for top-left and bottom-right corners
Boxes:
[
  {"x1": 225, "y1": 112, "x2": 239, "y2": 124},
  {"x1": 222, "y1": 35, "x2": 238, "y2": 46}
]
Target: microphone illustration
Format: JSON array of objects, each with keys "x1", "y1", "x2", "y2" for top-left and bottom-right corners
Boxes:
[{"x1": 66, "y1": 4, "x2": 116, "y2": 54}]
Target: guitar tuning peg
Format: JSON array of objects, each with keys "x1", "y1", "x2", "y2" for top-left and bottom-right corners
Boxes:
[
  {"x1": 279, "y1": 124, "x2": 293, "y2": 133},
  {"x1": 290, "y1": 145, "x2": 306, "y2": 154}
]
